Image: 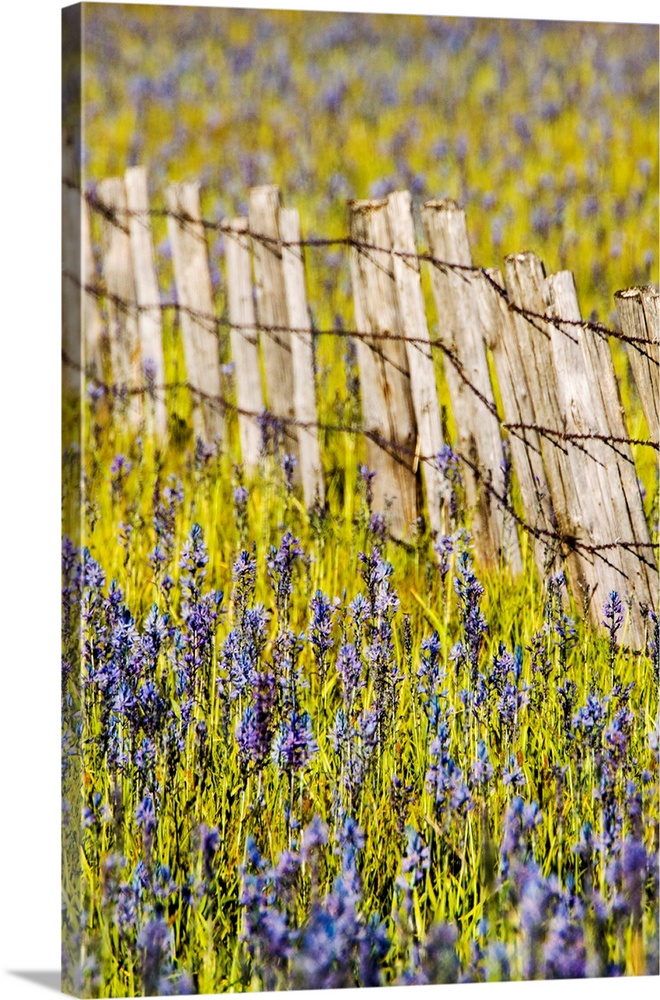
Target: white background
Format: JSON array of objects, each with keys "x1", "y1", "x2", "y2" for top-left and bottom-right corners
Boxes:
[{"x1": 0, "y1": 1, "x2": 657, "y2": 998}]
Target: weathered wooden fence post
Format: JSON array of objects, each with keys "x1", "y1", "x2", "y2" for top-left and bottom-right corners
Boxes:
[
  {"x1": 248, "y1": 185, "x2": 299, "y2": 465},
  {"x1": 615, "y1": 285, "x2": 659, "y2": 435},
  {"x1": 475, "y1": 267, "x2": 555, "y2": 576},
  {"x1": 166, "y1": 180, "x2": 223, "y2": 444},
  {"x1": 125, "y1": 166, "x2": 168, "y2": 441},
  {"x1": 348, "y1": 199, "x2": 418, "y2": 539},
  {"x1": 386, "y1": 190, "x2": 445, "y2": 543},
  {"x1": 544, "y1": 271, "x2": 652, "y2": 646},
  {"x1": 504, "y1": 252, "x2": 602, "y2": 608},
  {"x1": 62, "y1": 144, "x2": 82, "y2": 395},
  {"x1": 96, "y1": 176, "x2": 143, "y2": 428},
  {"x1": 224, "y1": 218, "x2": 265, "y2": 476},
  {"x1": 578, "y1": 287, "x2": 658, "y2": 640},
  {"x1": 421, "y1": 199, "x2": 521, "y2": 573},
  {"x1": 279, "y1": 207, "x2": 326, "y2": 508},
  {"x1": 81, "y1": 194, "x2": 105, "y2": 382}
]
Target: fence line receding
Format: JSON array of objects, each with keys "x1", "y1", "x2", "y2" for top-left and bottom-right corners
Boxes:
[{"x1": 62, "y1": 169, "x2": 659, "y2": 650}]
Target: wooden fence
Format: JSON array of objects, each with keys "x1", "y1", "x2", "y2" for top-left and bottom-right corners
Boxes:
[{"x1": 62, "y1": 167, "x2": 659, "y2": 649}]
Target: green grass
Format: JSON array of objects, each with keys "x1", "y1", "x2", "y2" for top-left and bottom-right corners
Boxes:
[
  {"x1": 62, "y1": 394, "x2": 659, "y2": 995},
  {"x1": 63, "y1": 8, "x2": 659, "y2": 995}
]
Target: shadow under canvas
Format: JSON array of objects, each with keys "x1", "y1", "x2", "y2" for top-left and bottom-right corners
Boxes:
[{"x1": 9, "y1": 971, "x2": 61, "y2": 993}]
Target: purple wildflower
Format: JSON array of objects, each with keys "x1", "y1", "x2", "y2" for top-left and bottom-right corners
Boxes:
[
  {"x1": 436, "y1": 445, "x2": 463, "y2": 526},
  {"x1": 426, "y1": 732, "x2": 473, "y2": 823},
  {"x1": 258, "y1": 409, "x2": 284, "y2": 457},
  {"x1": 236, "y1": 670, "x2": 277, "y2": 772},
  {"x1": 110, "y1": 453, "x2": 132, "y2": 477},
  {"x1": 543, "y1": 914, "x2": 587, "y2": 979},
  {"x1": 434, "y1": 534, "x2": 454, "y2": 582},
  {"x1": 281, "y1": 453, "x2": 297, "y2": 492},
  {"x1": 454, "y1": 551, "x2": 487, "y2": 684},
  {"x1": 336, "y1": 643, "x2": 364, "y2": 710},
  {"x1": 603, "y1": 590, "x2": 624, "y2": 674},
  {"x1": 573, "y1": 690, "x2": 608, "y2": 750},
  {"x1": 272, "y1": 710, "x2": 318, "y2": 772},
  {"x1": 137, "y1": 916, "x2": 173, "y2": 995},
  {"x1": 268, "y1": 531, "x2": 304, "y2": 621},
  {"x1": 502, "y1": 756, "x2": 526, "y2": 789},
  {"x1": 417, "y1": 632, "x2": 444, "y2": 700},
  {"x1": 231, "y1": 546, "x2": 257, "y2": 626},
  {"x1": 359, "y1": 465, "x2": 377, "y2": 513},
  {"x1": 143, "y1": 357, "x2": 157, "y2": 399},
  {"x1": 301, "y1": 815, "x2": 328, "y2": 861},
  {"x1": 401, "y1": 826, "x2": 430, "y2": 887},
  {"x1": 309, "y1": 590, "x2": 339, "y2": 686},
  {"x1": 602, "y1": 590, "x2": 624, "y2": 636},
  {"x1": 470, "y1": 739, "x2": 494, "y2": 790}
]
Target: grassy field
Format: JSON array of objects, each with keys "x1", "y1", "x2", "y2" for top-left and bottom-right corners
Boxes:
[
  {"x1": 62, "y1": 7, "x2": 659, "y2": 997},
  {"x1": 62, "y1": 417, "x2": 659, "y2": 995}
]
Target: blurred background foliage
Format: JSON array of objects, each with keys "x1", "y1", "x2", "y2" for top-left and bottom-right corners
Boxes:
[{"x1": 81, "y1": 5, "x2": 658, "y2": 327}]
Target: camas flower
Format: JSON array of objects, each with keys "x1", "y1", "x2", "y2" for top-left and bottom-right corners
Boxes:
[
  {"x1": 137, "y1": 916, "x2": 173, "y2": 995},
  {"x1": 470, "y1": 739, "x2": 494, "y2": 789},
  {"x1": 602, "y1": 591, "x2": 624, "y2": 635},
  {"x1": 308, "y1": 590, "x2": 339, "y2": 682},
  {"x1": 268, "y1": 531, "x2": 304, "y2": 619},
  {"x1": 401, "y1": 826, "x2": 430, "y2": 887},
  {"x1": 336, "y1": 643, "x2": 364, "y2": 708},
  {"x1": 272, "y1": 711, "x2": 318, "y2": 772}
]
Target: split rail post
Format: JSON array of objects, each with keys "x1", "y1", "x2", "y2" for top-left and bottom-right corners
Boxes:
[
  {"x1": 125, "y1": 166, "x2": 168, "y2": 441},
  {"x1": 614, "y1": 285, "x2": 659, "y2": 436},
  {"x1": 62, "y1": 142, "x2": 82, "y2": 395},
  {"x1": 279, "y1": 207, "x2": 326, "y2": 508},
  {"x1": 63, "y1": 163, "x2": 105, "y2": 387},
  {"x1": 248, "y1": 185, "x2": 300, "y2": 467},
  {"x1": 386, "y1": 190, "x2": 445, "y2": 543},
  {"x1": 96, "y1": 176, "x2": 143, "y2": 429},
  {"x1": 504, "y1": 253, "x2": 607, "y2": 613},
  {"x1": 421, "y1": 199, "x2": 521, "y2": 573},
  {"x1": 578, "y1": 291, "x2": 658, "y2": 632},
  {"x1": 81, "y1": 194, "x2": 105, "y2": 382},
  {"x1": 348, "y1": 199, "x2": 418, "y2": 539},
  {"x1": 165, "y1": 180, "x2": 223, "y2": 444},
  {"x1": 475, "y1": 268, "x2": 555, "y2": 576},
  {"x1": 224, "y1": 218, "x2": 265, "y2": 476},
  {"x1": 544, "y1": 271, "x2": 649, "y2": 645}
]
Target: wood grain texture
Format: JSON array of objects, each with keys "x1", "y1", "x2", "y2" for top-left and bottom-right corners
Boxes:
[
  {"x1": 615, "y1": 285, "x2": 659, "y2": 436},
  {"x1": 544, "y1": 271, "x2": 652, "y2": 645},
  {"x1": 578, "y1": 289, "x2": 658, "y2": 639},
  {"x1": 80, "y1": 195, "x2": 105, "y2": 382},
  {"x1": 475, "y1": 267, "x2": 546, "y2": 576},
  {"x1": 97, "y1": 176, "x2": 142, "y2": 428},
  {"x1": 224, "y1": 217, "x2": 265, "y2": 475},
  {"x1": 505, "y1": 252, "x2": 594, "y2": 604},
  {"x1": 166, "y1": 181, "x2": 223, "y2": 443},
  {"x1": 349, "y1": 199, "x2": 418, "y2": 539},
  {"x1": 125, "y1": 167, "x2": 168, "y2": 440},
  {"x1": 279, "y1": 207, "x2": 325, "y2": 508},
  {"x1": 248, "y1": 186, "x2": 299, "y2": 465},
  {"x1": 62, "y1": 141, "x2": 82, "y2": 394},
  {"x1": 421, "y1": 200, "x2": 518, "y2": 571},
  {"x1": 386, "y1": 190, "x2": 445, "y2": 543}
]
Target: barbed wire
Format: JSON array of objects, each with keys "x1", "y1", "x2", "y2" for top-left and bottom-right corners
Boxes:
[
  {"x1": 62, "y1": 350, "x2": 659, "y2": 581},
  {"x1": 67, "y1": 179, "x2": 660, "y2": 364},
  {"x1": 62, "y1": 269, "x2": 659, "y2": 465}
]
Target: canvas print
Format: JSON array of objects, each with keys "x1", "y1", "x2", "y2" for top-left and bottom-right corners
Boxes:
[{"x1": 61, "y1": 3, "x2": 659, "y2": 996}]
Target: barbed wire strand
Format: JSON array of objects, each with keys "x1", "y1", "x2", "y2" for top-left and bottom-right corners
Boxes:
[
  {"x1": 62, "y1": 270, "x2": 659, "y2": 463},
  {"x1": 68, "y1": 180, "x2": 660, "y2": 364},
  {"x1": 61, "y1": 350, "x2": 659, "y2": 579}
]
